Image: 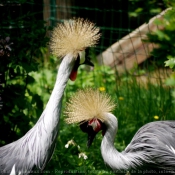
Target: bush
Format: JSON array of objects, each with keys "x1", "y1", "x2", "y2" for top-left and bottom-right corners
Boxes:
[{"x1": 0, "y1": 0, "x2": 49, "y2": 145}]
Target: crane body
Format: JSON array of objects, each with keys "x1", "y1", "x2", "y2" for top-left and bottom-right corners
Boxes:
[
  {"x1": 0, "y1": 18, "x2": 100, "y2": 175},
  {"x1": 101, "y1": 113, "x2": 175, "y2": 174}
]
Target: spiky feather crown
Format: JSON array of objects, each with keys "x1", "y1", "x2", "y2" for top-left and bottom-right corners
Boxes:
[
  {"x1": 50, "y1": 18, "x2": 101, "y2": 58},
  {"x1": 65, "y1": 88, "x2": 116, "y2": 124}
]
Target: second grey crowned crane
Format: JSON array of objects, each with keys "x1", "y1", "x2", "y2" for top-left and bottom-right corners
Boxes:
[
  {"x1": 0, "y1": 19, "x2": 100, "y2": 175},
  {"x1": 65, "y1": 88, "x2": 175, "y2": 175}
]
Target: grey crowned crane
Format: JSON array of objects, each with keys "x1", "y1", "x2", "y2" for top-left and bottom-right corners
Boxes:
[
  {"x1": 65, "y1": 88, "x2": 175, "y2": 175},
  {"x1": 0, "y1": 19, "x2": 100, "y2": 175}
]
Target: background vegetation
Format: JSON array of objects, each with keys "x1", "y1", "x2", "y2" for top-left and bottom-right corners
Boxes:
[{"x1": 1, "y1": 0, "x2": 175, "y2": 174}]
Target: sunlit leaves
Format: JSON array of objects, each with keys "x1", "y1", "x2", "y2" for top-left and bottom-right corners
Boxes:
[{"x1": 164, "y1": 57, "x2": 175, "y2": 69}]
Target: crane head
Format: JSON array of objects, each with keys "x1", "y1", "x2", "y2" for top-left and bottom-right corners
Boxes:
[
  {"x1": 79, "y1": 119, "x2": 106, "y2": 147},
  {"x1": 69, "y1": 49, "x2": 94, "y2": 81},
  {"x1": 50, "y1": 18, "x2": 101, "y2": 81},
  {"x1": 65, "y1": 88, "x2": 116, "y2": 146}
]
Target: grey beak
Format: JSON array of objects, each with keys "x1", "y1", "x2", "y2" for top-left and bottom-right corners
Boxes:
[
  {"x1": 80, "y1": 121, "x2": 97, "y2": 148},
  {"x1": 87, "y1": 130, "x2": 97, "y2": 148}
]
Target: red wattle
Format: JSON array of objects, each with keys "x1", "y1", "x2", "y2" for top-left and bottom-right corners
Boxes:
[
  {"x1": 69, "y1": 70, "x2": 77, "y2": 81},
  {"x1": 89, "y1": 119, "x2": 102, "y2": 132}
]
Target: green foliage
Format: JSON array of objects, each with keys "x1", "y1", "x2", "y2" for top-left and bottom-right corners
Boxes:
[
  {"x1": 0, "y1": 1, "x2": 49, "y2": 145},
  {"x1": 128, "y1": 0, "x2": 165, "y2": 20},
  {"x1": 146, "y1": 2, "x2": 175, "y2": 102},
  {"x1": 165, "y1": 56, "x2": 175, "y2": 69},
  {"x1": 147, "y1": 6, "x2": 175, "y2": 67}
]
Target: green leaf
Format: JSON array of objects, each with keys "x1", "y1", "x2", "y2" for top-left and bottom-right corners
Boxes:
[{"x1": 164, "y1": 58, "x2": 175, "y2": 68}]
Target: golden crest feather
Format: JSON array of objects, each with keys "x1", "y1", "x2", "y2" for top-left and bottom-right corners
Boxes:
[
  {"x1": 65, "y1": 88, "x2": 116, "y2": 124},
  {"x1": 50, "y1": 18, "x2": 101, "y2": 58}
]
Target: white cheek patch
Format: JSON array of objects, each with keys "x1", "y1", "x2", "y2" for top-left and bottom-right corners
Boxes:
[
  {"x1": 79, "y1": 50, "x2": 85, "y2": 64},
  {"x1": 166, "y1": 145, "x2": 175, "y2": 154},
  {"x1": 88, "y1": 119, "x2": 102, "y2": 132},
  {"x1": 90, "y1": 121, "x2": 97, "y2": 129}
]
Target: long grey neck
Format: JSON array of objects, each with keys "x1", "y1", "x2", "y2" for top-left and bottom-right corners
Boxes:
[
  {"x1": 0, "y1": 54, "x2": 76, "y2": 173},
  {"x1": 31, "y1": 54, "x2": 75, "y2": 169},
  {"x1": 101, "y1": 113, "x2": 134, "y2": 171},
  {"x1": 39, "y1": 54, "x2": 75, "y2": 130}
]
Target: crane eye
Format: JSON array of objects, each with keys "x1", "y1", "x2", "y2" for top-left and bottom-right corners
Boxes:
[{"x1": 78, "y1": 50, "x2": 85, "y2": 64}]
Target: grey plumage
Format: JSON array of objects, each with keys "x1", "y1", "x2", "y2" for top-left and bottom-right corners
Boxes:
[
  {"x1": 125, "y1": 121, "x2": 175, "y2": 171},
  {"x1": 101, "y1": 113, "x2": 175, "y2": 174}
]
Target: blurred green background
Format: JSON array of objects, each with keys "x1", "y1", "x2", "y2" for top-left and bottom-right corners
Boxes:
[{"x1": 1, "y1": 0, "x2": 175, "y2": 174}]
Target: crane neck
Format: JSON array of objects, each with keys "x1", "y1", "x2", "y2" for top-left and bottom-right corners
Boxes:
[
  {"x1": 102, "y1": 113, "x2": 118, "y2": 144},
  {"x1": 39, "y1": 53, "x2": 75, "y2": 128},
  {"x1": 101, "y1": 113, "x2": 132, "y2": 171},
  {"x1": 47, "y1": 54, "x2": 75, "y2": 105}
]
